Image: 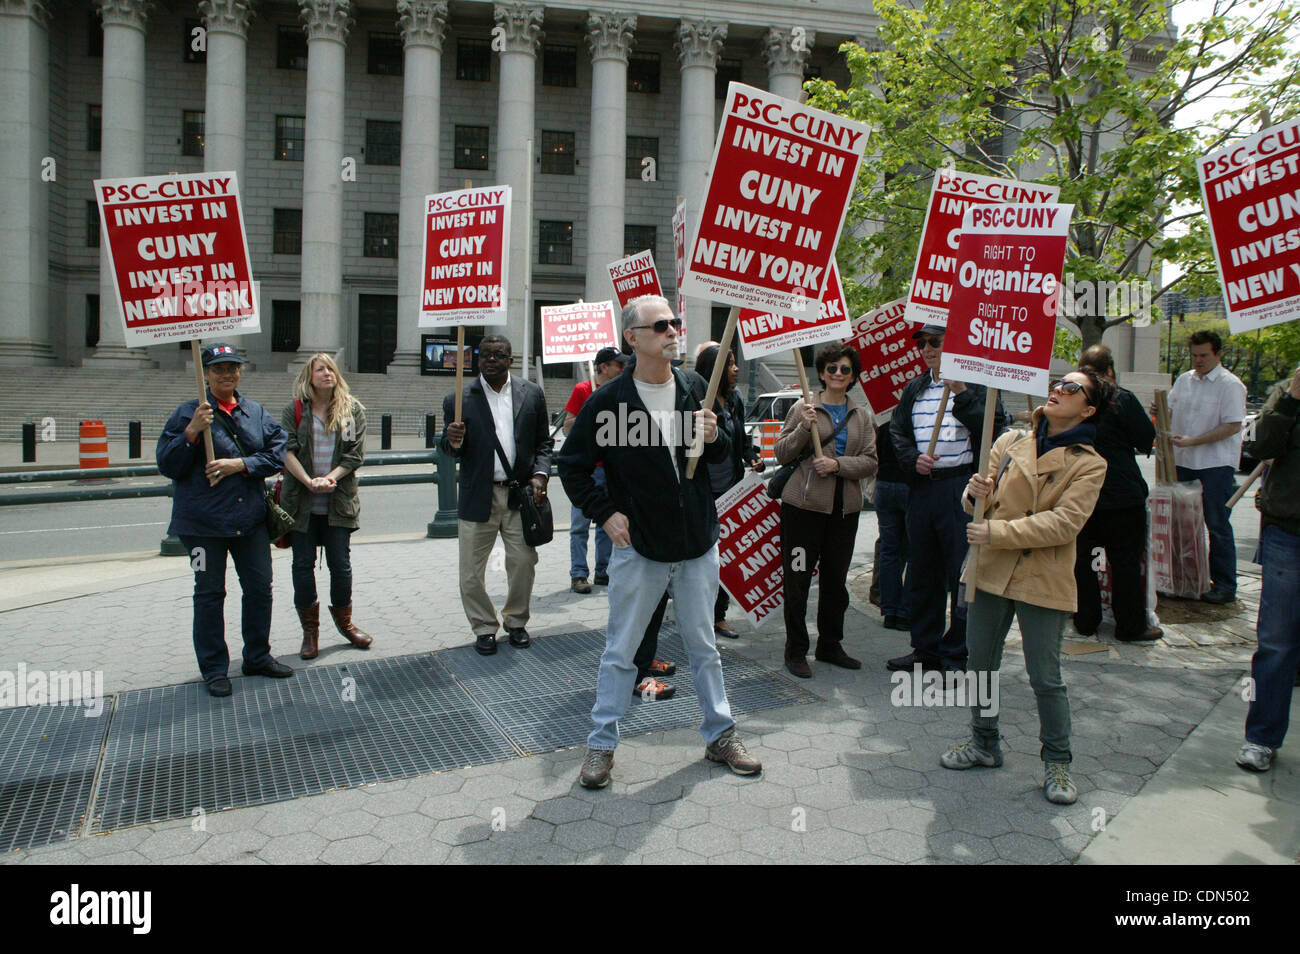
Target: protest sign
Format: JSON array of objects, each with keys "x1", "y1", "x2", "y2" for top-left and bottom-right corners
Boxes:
[
  {"x1": 717, "y1": 472, "x2": 786, "y2": 626},
  {"x1": 905, "y1": 171, "x2": 1060, "y2": 328},
  {"x1": 680, "y1": 82, "x2": 869, "y2": 320},
  {"x1": 848, "y1": 297, "x2": 927, "y2": 418},
  {"x1": 419, "y1": 185, "x2": 510, "y2": 327},
  {"x1": 939, "y1": 203, "x2": 1074, "y2": 395},
  {"x1": 607, "y1": 249, "x2": 663, "y2": 308},
  {"x1": 672, "y1": 197, "x2": 688, "y2": 320},
  {"x1": 736, "y1": 261, "x2": 853, "y2": 359},
  {"x1": 1197, "y1": 117, "x2": 1300, "y2": 333},
  {"x1": 539, "y1": 301, "x2": 619, "y2": 363},
  {"x1": 94, "y1": 171, "x2": 259, "y2": 345}
]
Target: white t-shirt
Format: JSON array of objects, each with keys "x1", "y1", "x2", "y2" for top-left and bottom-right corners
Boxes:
[
  {"x1": 634, "y1": 376, "x2": 679, "y2": 481},
  {"x1": 1169, "y1": 363, "x2": 1246, "y2": 470}
]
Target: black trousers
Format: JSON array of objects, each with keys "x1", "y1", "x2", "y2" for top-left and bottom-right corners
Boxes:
[
  {"x1": 904, "y1": 472, "x2": 971, "y2": 667},
  {"x1": 1073, "y1": 504, "x2": 1148, "y2": 640},
  {"x1": 781, "y1": 490, "x2": 861, "y2": 660}
]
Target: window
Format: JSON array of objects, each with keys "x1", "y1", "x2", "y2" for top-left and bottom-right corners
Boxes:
[
  {"x1": 626, "y1": 136, "x2": 658, "y2": 180},
  {"x1": 182, "y1": 110, "x2": 205, "y2": 157},
  {"x1": 542, "y1": 45, "x2": 577, "y2": 87},
  {"x1": 86, "y1": 200, "x2": 100, "y2": 248},
  {"x1": 454, "y1": 125, "x2": 489, "y2": 170},
  {"x1": 277, "y1": 26, "x2": 308, "y2": 70},
  {"x1": 457, "y1": 38, "x2": 490, "y2": 81},
  {"x1": 624, "y1": 225, "x2": 656, "y2": 257},
  {"x1": 184, "y1": 18, "x2": 206, "y2": 63},
  {"x1": 85, "y1": 295, "x2": 100, "y2": 348},
  {"x1": 365, "y1": 119, "x2": 401, "y2": 165},
  {"x1": 628, "y1": 52, "x2": 659, "y2": 93},
  {"x1": 364, "y1": 212, "x2": 399, "y2": 258},
  {"x1": 716, "y1": 57, "x2": 742, "y2": 99},
  {"x1": 804, "y1": 64, "x2": 823, "y2": 81},
  {"x1": 368, "y1": 31, "x2": 403, "y2": 75},
  {"x1": 88, "y1": 13, "x2": 102, "y2": 57},
  {"x1": 540, "y1": 130, "x2": 575, "y2": 175},
  {"x1": 539, "y1": 221, "x2": 573, "y2": 265},
  {"x1": 87, "y1": 104, "x2": 101, "y2": 152},
  {"x1": 276, "y1": 116, "x2": 305, "y2": 161},
  {"x1": 272, "y1": 301, "x2": 301, "y2": 353},
  {"x1": 273, "y1": 209, "x2": 302, "y2": 255}
]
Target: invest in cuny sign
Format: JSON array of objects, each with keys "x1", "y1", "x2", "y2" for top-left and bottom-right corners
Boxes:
[
  {"x1": 419, "y1": 184, "x2": 510, "y2": 327},
  {"x1": 717, "y1": 472, "x2": 786, "y2": 627},
  {"x1": 539, "y1": 301, "x2": 619, "y2": 364},
  {"x1": 847, "y1": 297, "x2": 927, "y2": 419},
  {"x1": 607, "y1": 249, "x2": 663, "y2": 309},
  {"x1": 736, "y1": 260, "x2": 853, "y2": 359},
  {"x1": 1197, "y1": 117, "x2": 1300, "y2": 333},
  {"x1": 680, "y1": 83, "x2": 869, "y2": 320},
  {"x1": 939, "y1": 203, "x2": 1074, "y2": 394},
  {"x1": 905, "y1": 171, "x2": 1060, "y2": 328},
  {"x1": 95, "y1": 171, "x2": 259, "y2": 345}
]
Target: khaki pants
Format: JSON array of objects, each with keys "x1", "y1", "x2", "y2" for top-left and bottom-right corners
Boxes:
[{"x1": 458, "y1": 485, "x2": 538, "y2": 636}]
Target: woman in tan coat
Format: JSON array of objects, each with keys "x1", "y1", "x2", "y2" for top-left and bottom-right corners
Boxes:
[
  {"x1": 940, "y1": 368, "x2": 1111, "y2": 806},
  {"x1": 774, "y1": 343, "x2": 878, "y2": 678}
]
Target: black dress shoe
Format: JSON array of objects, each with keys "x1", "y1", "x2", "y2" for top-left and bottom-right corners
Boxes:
[
  {"x1": 592, "y1": 574, "x2": 609, "y2": 586},
  {"x1": 886, "y1": 652, "x2": 942, "y2": 672},
  {"x1": 506, "y1": 627, "x2": 531, "y2": 648},
  {"x1": 206, "y1": 676, "x2": 232, "y2": 697},
  {"x1": 815, "y1": 649, "x2": 862, "y2": 670},
  {"x1": 882, "y1": 615, "x2": 911, "y2": 632},
  {"x1": 241, "y1": 657, "x2": 294, "y2": 678},
  {"x1": 475, "y1": 633, "x2": 498, "y2": 655},
  {"x1": 785, "y1": 658, "x2": 813, "y2": 678}
]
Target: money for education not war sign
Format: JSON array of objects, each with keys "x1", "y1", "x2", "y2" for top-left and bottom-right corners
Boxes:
[
  {"x1": 680, "y1": 82, "x2": 869, "y2": 320},
  {"x1": 539, "y1": 301, "x2": 619, "y2": 364},
  {"x1": 905, "y1": 171, "x2": 1060, "y2": 328},
  {"x1": 940, "y1": 203, "x2": 1074, "y2": 394},
  {"x1": 1197, "y1": 117, "x2": 1300, "y2": 333},
  {"x1": 736, "y1": 261, "x2": 853, "y2": 359},
  {"x1": 607, "y1": 249, "x2": 663, "y2": 308},
  {"x1": 717, "y1": 472, "x2": 786, "y2": 627},
  {"x1": 419, "y1": 185, "x2": 510, "y2": 327},
  {"x1": 847, "y1": 297, "x2": 928, "y2": 418},
  {"x1": 95, "y1": 171, "x2": 259, "y2": 344}
]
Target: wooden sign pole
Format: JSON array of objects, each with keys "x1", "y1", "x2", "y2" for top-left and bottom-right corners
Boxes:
[
  {"x1": 792, "y1": 355, "x2": 824, "y2": 458},
  {"x1": 926, "y1": 384, "x2": 952, "y2": 457},
  {"x1": 189, "y1": 340, "x2": 215, "y2": 463},
  {"x1": 454, "y1": 326, "x2": 466, "y2": 425},
  {"x1": 685, "y1": 306, "x2": 739, "y2": 478},
  {"x1": 961, "y1": 389, "x2": 1001, "y2": 590},
  {"x1": 1228, "y1": 460, "x2": 1268, "y2": 509}
]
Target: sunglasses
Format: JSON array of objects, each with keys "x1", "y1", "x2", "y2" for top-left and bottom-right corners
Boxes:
[
  {"x1": 629, "y1": 318, "x2": 683, "y2": 334},
  {"x1": 1050, "y1": 379, "x2": 1090, "y2": 397},
  {"x1": 823, "y1": 363, "x2": 854, "y2": 376},
  {"x1": 919, "y1": 336, "x2": 943, "y2": 349}
]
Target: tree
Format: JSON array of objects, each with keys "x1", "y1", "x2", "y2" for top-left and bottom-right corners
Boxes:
[{"x1": 807, "y1": 0, "x2": 1300, "y2": 350}]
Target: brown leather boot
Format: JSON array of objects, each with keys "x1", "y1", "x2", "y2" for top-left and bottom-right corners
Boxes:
[
  {"x1": 329, "y1": 604, "x2": 373, "y2": 649},
  {"x1": 298, "y1": 602, "x2": 320, "y2": 660}
]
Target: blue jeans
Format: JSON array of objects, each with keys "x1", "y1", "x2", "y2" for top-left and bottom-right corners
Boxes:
[
  {"x1": 1177, "y1": 465, "x2": 1237, "y2": 595},
  {"x1": 873, "y1": 479, "x2": 911, "y2": 622},
  {"x1": 570, "y1": 466, "x2": 611, "y2": 580},
  {"x1": 179, "y1": 525, "x2": 274, "y2": 682},
  {"x1": 589, "y1": 543, "x2": 735, "y2": 750},
  {"x1": 1245, "y1": 524, "x2": 1300, "y2": 749}
]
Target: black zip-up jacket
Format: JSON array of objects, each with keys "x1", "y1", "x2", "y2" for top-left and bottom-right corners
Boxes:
[
  {"x1": 558, "y1": 364, "x2": 730, "y2": 563},
  {"x1": 1245, "y1": 382, "x2": 1300, "y2": 538},
  {"x1": 889, "y1": 371, "x2": 1009, "y2": 482},
  {"x1": 1091, "y1": 386, "x2": 1155, "y2": 511}
]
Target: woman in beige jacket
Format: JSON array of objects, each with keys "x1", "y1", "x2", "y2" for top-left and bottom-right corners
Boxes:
[
  {"x1": 940, "y1": 368, "x2": 1111, "y2": 806},
  {"x1": 774, "y1": 343, "x2": 878, "y2": 678}
]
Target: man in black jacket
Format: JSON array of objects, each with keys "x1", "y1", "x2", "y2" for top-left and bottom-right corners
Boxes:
[
  {"x1": 889, "y1": 324, "x2": 1008, "y2": 672},
  {"x1": 441, "y1": 335, "x2": 553, "y2": 656},
  {"x1": 558, "y1": 296, "x2": 761, "y2": 788}
]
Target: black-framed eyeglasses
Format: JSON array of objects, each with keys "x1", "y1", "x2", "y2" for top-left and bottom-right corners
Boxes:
[
  {"x1": 920, "y1": 336, "x2": 943, "y2": 349},
  {"x1": 823, "y1": 363, "x2": 854, "y2": 376},
  {"x1": 1050, "y1": 379, "x2": 1089, "y2": 397},
  {"x1": 480, "y1": 350, "x2": 512, "y2": 362},
  {"x1": 628, "y1": 318, "x2": 683, "y2": 334}
]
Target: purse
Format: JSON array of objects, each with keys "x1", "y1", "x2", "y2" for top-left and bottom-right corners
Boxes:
[
  {"x1": 766, "y1": 405, "x2": 853, "y2": 500},
  {"x1": 491, "y1": 433, "x2": 553, "y2": 547},
  {"x1": 213, "y1": 409, "x2": 297, "y2": 545},
  {"x1": 272, "y1": 399, "x2": 305, "y2": 549}
]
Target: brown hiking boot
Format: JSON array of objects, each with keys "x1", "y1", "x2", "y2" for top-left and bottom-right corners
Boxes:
[
  {"x1": 705, "y1": 728, "x2": 762, "y2": 776},
  {"x1": 298, "y1": 602, "x2": 320, "y2": 660},
  {"x1": 329, "y1": 604, "x2": 373, "y2": 649}
]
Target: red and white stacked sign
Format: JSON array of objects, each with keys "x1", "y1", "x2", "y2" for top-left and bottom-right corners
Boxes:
[
  {"x1": 539, "y1": 301, "x2": 619, "y2": 364},
  {"x1": 607, "y1": 250, "x2": 663, "y2": 308},
  {"x1": 847, "y1": 298, "x2": 927, "y2": 418},
  {"x1": 419, "y1": 185, "x2": 511, "y2": 327},
  {"x1": 717, "y1": 473, "x2": 786, "y2": 626},
  {"x1": 736, "y1": 261, "x2": 853, "y2": 359}
]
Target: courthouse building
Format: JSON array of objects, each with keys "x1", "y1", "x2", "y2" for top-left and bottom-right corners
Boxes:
[{"x1": 1, "y1": 0, "x2": 872, "y2": 379}]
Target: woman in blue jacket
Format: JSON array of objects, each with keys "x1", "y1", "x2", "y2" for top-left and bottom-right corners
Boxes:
[{"x1": 156, "y1": 343, "x2": 290, "y2": 697}]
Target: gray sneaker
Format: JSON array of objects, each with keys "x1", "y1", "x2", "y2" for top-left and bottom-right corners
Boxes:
[
  {"x1": 579, "y1": 747, "x2": 614, "y2": 789},
  {"x1": 940, "y1": 739, "x2": 1004, "y2": 770},
  {"x1": 1044, "y1": 761, "x2": 1078, "y2": 804},
  {"x1": 705, "y1": 727, "x2": 762, "y2": 776},
  {"x1": 1236, "y1": 742, "x2": 1274, "y2": 772}
]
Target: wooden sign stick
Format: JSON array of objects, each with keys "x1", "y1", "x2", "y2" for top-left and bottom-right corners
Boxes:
[
  {"x1": 961, "y1": 388, "x2": 1001, "y2": 590},
  {"x1": 454, "y1": 326, "x2": 466, "y2": 424},
  {"x1": 189, "y1": 340, "x2": 215, "y2": 463},
  {"x1": 926, "y1": 384, "x2": 952, "y2": 457},
  {"x1": 793, "y1": 355, "x2": 824, "y2": 458},
  {"x1": 1228, "y1": 460, "x2": 1268, "y2": 509},
  {"x1": 685, "y1": 306, "x2": 739, "y2": 479}
]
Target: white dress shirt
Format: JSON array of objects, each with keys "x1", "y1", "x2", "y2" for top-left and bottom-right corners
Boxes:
[
  {"x1": 1168, "y1": 363, "x2": 1247, "y2": 470},
  {"x1": 481, "y1": 373, "x2": 516, "y2": 481}
]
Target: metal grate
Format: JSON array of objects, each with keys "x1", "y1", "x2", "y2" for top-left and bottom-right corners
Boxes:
[{"x1": 0, "y1": 703, "x2": 109, "y2": 853}]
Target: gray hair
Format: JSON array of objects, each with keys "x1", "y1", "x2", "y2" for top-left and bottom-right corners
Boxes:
[{"x1": 620, "y1": 295, "x2": 671, "y2": 341}]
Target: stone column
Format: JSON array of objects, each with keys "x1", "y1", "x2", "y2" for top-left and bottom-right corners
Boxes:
[
  {"x1": 84, "y1": 0, "x2": 154, "y2": 367},
  {"x1": 295, "y1": 0, "x2": 352, "y2": 369},
  {"x1": 675, "y1": 18, "x2": 725, "y2": 347},
  {"x1": 200, "y1": 0, "x2": 254, "y2": 188},
  {"x1": 0, "y1": 0, "x2": 55, "y2": 366},
  {"x1": 494, "y1": 2, "x2": 543, "y2": 347},
  {"x1": 763, "y1": 25, "x2": 814, "y2": 102},
  {"x1": 390, "y1": 0, "x2": 447, "y2": 373},
  {"x1": 583, "y1": 11, "x2": 635, "y2": 304}
]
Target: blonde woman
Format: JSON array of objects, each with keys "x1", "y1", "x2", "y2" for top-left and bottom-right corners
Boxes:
[{"x1": 281, "y1": 354, "x2": 372, "y2": 659}]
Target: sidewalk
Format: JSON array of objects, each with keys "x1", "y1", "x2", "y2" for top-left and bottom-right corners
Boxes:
[{"x1": 1, "y1": 510, "x2": 1294, "y2": 865}]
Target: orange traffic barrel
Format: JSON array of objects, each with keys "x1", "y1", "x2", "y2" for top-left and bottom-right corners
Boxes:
[
  {"x1": 760, "y1": 421, "x2": 778, "y2": 463},
  {"x1": 79, "y1": 420, "x2": 109, "y2": 471}
]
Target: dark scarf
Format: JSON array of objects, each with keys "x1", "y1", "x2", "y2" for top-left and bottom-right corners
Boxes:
[{"x1": 1036, "y1": 417, "x2": 1096, "y2": 457}]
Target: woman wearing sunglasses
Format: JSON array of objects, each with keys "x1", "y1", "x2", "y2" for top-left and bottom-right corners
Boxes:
[
  {"x1": 774, "y1": 343, "x2": 878, "y2": 678},
  {"x1": 940, "y1": 369, "x2": 1111, "y2": 806}
]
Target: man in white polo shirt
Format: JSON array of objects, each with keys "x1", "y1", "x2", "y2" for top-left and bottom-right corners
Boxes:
[{"x1": 1168, "y1": 330, "x2": 1247, "y2": 605}]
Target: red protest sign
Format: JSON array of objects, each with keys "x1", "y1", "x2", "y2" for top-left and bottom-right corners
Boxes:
[
  {"x1": 1197, "y1": 117, "x2": 1300, "y2": 333},
  {"x1": 94, "y1": 171, "x2": 258, "y2": 345},
  {"x1": 905, "y1": 171, "x2": 1060, "y2": 328},
  {"x1": 717, "y1": 473, "x2": 786, "y2": 627},
  {"x1": 607, "y1": 249, "x2": 663, "y2": 308},
  {"x1": 940, "y1": 203, "x2": 1074, "y2": 394},
  {"x1": 848, "y1": 297, "x2": 927, "y2": 418},
  {"x1": 419, "y1": 185, "x2": 510, "y2": 327},
  {"x1": 672, "y1": 197, "x2": 687, "y2": 323},
  {"x1": 539, "y1": 301, "x2": 619, "y2": 363},
  {"x1": 736, "y1": 261, "x2": 853, "y2": 359},
  {"x1": 681, "y1": 82, "x2": 869, "y2": 320}
]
